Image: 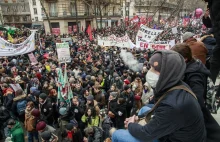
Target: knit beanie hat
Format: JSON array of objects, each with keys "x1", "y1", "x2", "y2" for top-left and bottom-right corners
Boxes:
[
  {"x1": 41, "y1": 131, "x2": 52, "y2": 141},
  {"x1": 124, "y1": 85, "x2": 130, "y2": 91},
  {"x1": 66, "y1": 123, "x2": 74, "y2": 131},
  {"x1": 124, "y1": 79, "x2": 130, "y2": 85},
  {"x1": 36, "y1": 121, "x2": 46, "y2": 131},
  {"x1": 149, "y1": 53, "x2": 162, "y2": 72},
  {"x1": 39, "y1": 93, "x2": 47, "y2": 100},
  {"x1": 110, "y1": 92, "x2": 118, "y2": 99},
  {"x1": 30, "y1": 87, "x2": 37, "y2": 93},
  {"x1": 59, "y1": 107, "x2": 67, "y2": 116},
  {"x1": 31, "y1": 109, "x2": 40, "y2": 118},
  {"x1": 182, "y1": 32, "x2": 195, "y2": 41},
  {"x1": 87, "y1": 95, "x2": 94, "y2": 101}
]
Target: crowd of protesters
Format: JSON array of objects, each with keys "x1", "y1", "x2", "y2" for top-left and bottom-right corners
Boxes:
[{"x1": 0, "y1": 1, "x2": 220, "y2": 142}]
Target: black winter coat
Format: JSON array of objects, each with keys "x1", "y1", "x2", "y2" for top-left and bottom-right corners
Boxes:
[
  {"x1": 39, "y1": 99, "x2": 54, "y2": 124},
  {"x1": 128, "y1": 86, "x2": 206, "y2": 142},
  {"x1": 183, "y1": 59, "x2": 220, "y2": 142},
  {"x1": 207, "y1": 0, "x2": 220, "y2": 46},
  {"x1": 70, "y1": 103, "x2": 85, "y2": 122},
  {"x1": 114, "y1": 103, "x2": 127, "y2": 129}
]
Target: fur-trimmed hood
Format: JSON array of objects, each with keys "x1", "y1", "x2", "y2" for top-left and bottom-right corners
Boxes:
[{"x1": 13, "y1": 94, "x2": 27, "y2": 102}]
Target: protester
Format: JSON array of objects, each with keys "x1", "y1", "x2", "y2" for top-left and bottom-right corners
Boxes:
[
  {"x1": 24, "y1": 101, "x2": 39, "y2": 142},
  {"x1": 183, "y1": 32, "x2": 208, "y2": 64},
  {"x1": 6, "y1": 118, "x2": 25, "y2": 142},
  {"x1": 0, "y1": 10, "x2": 220, "y2": 142},
  {"x1": 112, "y1": 50, "x2": 206, "y2": 142},
  {"x1": 172, "y1": 43, "x2": 220, "y2": 142}
]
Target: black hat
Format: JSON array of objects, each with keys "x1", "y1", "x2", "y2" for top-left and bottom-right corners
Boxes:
[
  {"x1": 124, "y1": 85, "x2": 130, "y2": 91},
  {"x1": 39, "y1": 93, "x2": 47, "y2": 100},
  {"x1": 66, "y1": 123, "x2": 74, "y2": 131},
  {"x1": 149, "y1": 53, "x2": 162, "y2": 72}
]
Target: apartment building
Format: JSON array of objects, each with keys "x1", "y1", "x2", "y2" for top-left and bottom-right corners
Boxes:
[
  {"x1": 42, "y1": 0, "x2": 122, "y2": 34},
  {"x1": 0, "y1": 0, "x2": 32, "y2": 27}
]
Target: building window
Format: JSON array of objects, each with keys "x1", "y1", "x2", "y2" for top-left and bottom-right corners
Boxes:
[
  {"x1": 23, "y1": 16, "x2": 27, "y2": 21},
  {"x1": 32, "y1": 0, "x2": 36, "y2": 6},
  {"x1": 35, "y1": 17, "x2": 38, "y2": 21},
  {"x1": 34, "y1": 8, "x2": 37, "y2": 14},
  {"x1": 49, "y1": 3, "x2": 57, "y2": 17}
]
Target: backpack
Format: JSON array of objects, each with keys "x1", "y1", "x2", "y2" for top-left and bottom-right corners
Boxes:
[
  {"x1": 102, "y1": 117, "x2": 114, "y2": 140},
  {"x1": 17, "y1": 99, "x2": 27, "y2": 115}
]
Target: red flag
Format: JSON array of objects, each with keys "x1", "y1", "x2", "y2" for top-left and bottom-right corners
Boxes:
[
  {"x1": 86, "y1": 25, "x2": 93, "y2": 41},
  {"x1": 82, "y1": 26, "x2": 84, "y2": 32}
]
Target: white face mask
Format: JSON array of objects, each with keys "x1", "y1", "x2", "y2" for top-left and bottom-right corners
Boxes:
[{"x1": 146, "y1": 70, "x2": 159, "y2": 88}]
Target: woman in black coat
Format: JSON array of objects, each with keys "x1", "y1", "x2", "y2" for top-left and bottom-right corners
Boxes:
[{"x1": 114, "y1": 98, "x2": 127, "y2": 129}]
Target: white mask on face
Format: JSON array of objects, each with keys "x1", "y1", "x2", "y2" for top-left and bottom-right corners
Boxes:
[{"x1": 146, "y1": 70, "x2": 159, "y2": 88}]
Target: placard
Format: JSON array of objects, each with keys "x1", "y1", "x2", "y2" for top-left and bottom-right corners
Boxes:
[{"x1": 56, "y1": 42, "x2": 71, "y2": 63}]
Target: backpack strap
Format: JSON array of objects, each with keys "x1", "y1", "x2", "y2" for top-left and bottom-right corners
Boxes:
[{"x1": 145, "y1": 85, "x2": 197, "y2": 122}]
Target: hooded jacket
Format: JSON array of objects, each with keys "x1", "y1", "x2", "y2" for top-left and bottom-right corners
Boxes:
[
  {"x1": 183, "y1": 59, "x2": 220, "y2": 142},
  {"x1": 201, "y1": 35, "x2": 216, "y2": 58},
  {"x1": 9, "y1": 121, "x2": 25, "y2": 142},
  {"x1": 184, "y1": 59, "x2": 211, "y2": 109},
  {"x1": 128, "y1": 50, "x2": 206, "y2": 142}
]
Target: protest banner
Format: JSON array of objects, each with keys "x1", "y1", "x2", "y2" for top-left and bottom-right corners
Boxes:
[
  {"x1": 97, "y1": 34, "x2": 130, "y2": 48},
  {"x1": 0, "y1": 32, "x2": 35, "y2": 56},
  {"x1": 68, "y1": 26, "x2": 72, "y2": 34},
  {"x1": 56, "y1": 42, "x2": 71, "y2": 63},
  {"x1": 149, "y1": 43, "x2": 170, "y2": 50},
  {"x1": 136, "y1": 25, "x2": 163, "y2": 48},
  {"x1": 28, "y1": 53, "x2": 38, "y2": 65},
  {"x1": 61, "y1": 37, "x2": 72, "y2": 43},
  {"x1": 52, "y1": 28, "x2": 60, "y2": 36}
]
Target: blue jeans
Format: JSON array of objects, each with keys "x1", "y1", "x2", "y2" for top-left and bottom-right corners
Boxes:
[
  {"x1": 112, "y1": 129, "x2": 159, "y2": 142},
  {"x1": 27, "y1": 131, "x2": 39, "y2": 142}
]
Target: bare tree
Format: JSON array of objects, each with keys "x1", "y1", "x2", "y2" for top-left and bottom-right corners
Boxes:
[{"x1": 39, "y1": 0, "x2": 52, "y2": 34}]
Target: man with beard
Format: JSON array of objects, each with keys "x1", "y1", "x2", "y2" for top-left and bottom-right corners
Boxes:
[{"x1": 121, "y1": 70, "x2": 132, "y2": 83}]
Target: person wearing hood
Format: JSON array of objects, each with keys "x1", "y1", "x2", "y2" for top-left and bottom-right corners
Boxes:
[
  {"x1": 141, "y1": 82, "x2": 154, "y2": 106},
  {"x1": 1, "y1": 83, "x2": 14, "y2": 110},
  {"x1": 112, "y1": 50, "x2": 206, "y2": 142},
  {"x1": 7, "y1": 118, "x2": 25, "y2": 142},
  {"x1": 172, "y1": 43, "x2": 220, "y2": 142},
  {"x1": 200, "y1": 33, "x2": 216, "y2": 69},
  {"x1": 27, "y1": 87, "x2": 40, "y2": 108},
  {"x1": 11, "y1": 89, "x2": 27, "y2": 122},
  {"x1": 38, "y1": 93, "x2": 54, "y2": 126},
  {"x1": 183, "y1": 32, "x2": 208, "y2": 64}
]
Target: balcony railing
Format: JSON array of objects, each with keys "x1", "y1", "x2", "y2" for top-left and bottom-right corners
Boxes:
[{"x1": 49, "y1": 12, "x2": 58, "y2": 17}]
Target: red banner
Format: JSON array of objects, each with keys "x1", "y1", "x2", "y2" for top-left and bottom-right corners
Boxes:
[
  {"x1": 68, "y1": 26, "x2": 72, "y2": 34},
  {"x1": 52, "y1": 28, "x2": 60, "y2": 36},
  {"x1": 73, "y1": 25, "x2": 77, "y2": 33}
]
